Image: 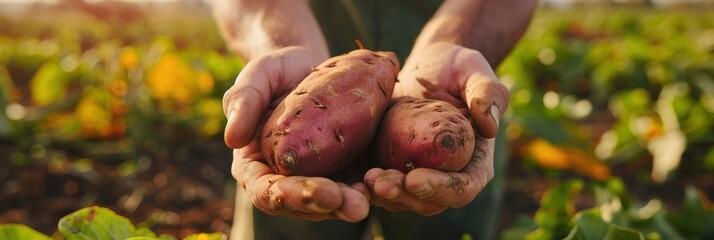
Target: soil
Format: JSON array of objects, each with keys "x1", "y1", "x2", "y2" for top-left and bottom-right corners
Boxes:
[
  {"x1": 0, "y1": 138, "x2": 235, "y2": 238},
  {"x1": 2, "y1": 137, "x2": 713, "y2": 239}
]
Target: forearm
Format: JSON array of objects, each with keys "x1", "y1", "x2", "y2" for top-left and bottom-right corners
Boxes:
[
  {"x1": 213, "y1": 0, "x2": 329, "y2": 61},
  {"x1": 411, "y1": 0, "x2": 536, "y2": 66}
]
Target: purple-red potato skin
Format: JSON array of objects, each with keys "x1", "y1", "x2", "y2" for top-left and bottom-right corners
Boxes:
[
  {"x1": 375, "y1": 97, "x2": 475, "y2": 173},
  {"x1": 261, "y1": 49, "x2": 400, "y2": 176}
]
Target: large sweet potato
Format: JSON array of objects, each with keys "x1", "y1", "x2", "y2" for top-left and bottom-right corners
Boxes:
[
  {"x1": 374, "y1": 97, "x2": 475, "y2": 173},
  {"x1": 261, "y1": 49, "x2": 399, "y2": 176}
]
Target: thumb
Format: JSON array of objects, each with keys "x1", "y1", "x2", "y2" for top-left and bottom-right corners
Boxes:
[
  {"x1": 223, "y1": 47, "x2": 320, "y2": 148},
  {"x1": 222, "y1": 47, "x2": 327, "y2": 148},
  {"x1": 223, "y1": 60, "x2": 278, "y2": 148},
  {"x1": 462, "y1": 69, "x2": 509, "y2": 139}
]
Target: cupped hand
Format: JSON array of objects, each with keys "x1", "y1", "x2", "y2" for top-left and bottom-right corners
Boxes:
[
  {"x1": 223, "y1": 47, "x2": 370, "y2": 222},
  {"x1": 365, "y1": 42, "x2": 509, "y2": 215}
]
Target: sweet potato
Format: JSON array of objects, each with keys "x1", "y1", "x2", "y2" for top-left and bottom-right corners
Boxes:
[
  {"x1": 260, "y1": 49, "x2": 400, "y2": 176},
  {"x1": 374, "y1": 97, "x2": 475, "y2": 173}
]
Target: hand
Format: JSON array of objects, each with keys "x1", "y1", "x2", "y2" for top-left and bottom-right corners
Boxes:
[
  {"x1": 364, "y1": 42, "x2": 509, "y2": 215},
  {"x1": 224, "y1": 47, "x2": 371, "y2": 222}
]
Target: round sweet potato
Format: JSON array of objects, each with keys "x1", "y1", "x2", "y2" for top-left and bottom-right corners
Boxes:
[{"x1": 374, "y1": 97, "x2": 475, "y2": 173}]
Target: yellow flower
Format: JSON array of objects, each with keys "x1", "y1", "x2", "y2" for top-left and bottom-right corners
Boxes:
[
  {"x1": 75, "y1": 90, "x2": 111, "y2": 138},
  {"x1": 197, "y1": 71, "x2": 214, "y2": 94},
  {"x1": 72, "y1": 88, "x2": 126, "y2": 139},
  {"x1": 120, "y1": 47, "x2": 139, "y2": 69},
  {"x1": 526, "y1": 138, "x2": 611, "y2": 181},
  {"x1": 147, "y1": 53, "x2": 196, "y2": 104},
  {"x1": 109, "y1": 79, "x2": 128, "y2": 97},
  {"x1": 196, "y1": 233, "x2": 209, "y2": 240},
  {"x1": 526, "y1": 139, "x2": 571, "y2": 169}
]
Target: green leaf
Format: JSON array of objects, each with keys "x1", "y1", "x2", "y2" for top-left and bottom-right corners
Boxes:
[
  {"x1": 0, "y1": 65, "x2": 14, "y2": 137},
  {"x1": 500, "y1": 215, "x2": 539, "y2": 240},
  {"x1": 30, "y1": 61, "x2": 70, "y2": 106},
  {"x1": 0, "y1": 224, "x2": 52, "y2": 240},
  {"x1": 704, "y1": 147, "x2": 714, "y2": 171},
  {"x1": 603, "y1": 225, "x2": 644, "y2": 240},
  {"x1": 564, "y1": 209, "x2": 644, "y2": 240},
  {"x1": 564, "y1": 209, "x2": 610, "y2": 240},
  {"x1": 667, "y1": 186, "x2": 714, "y2": 239},
  {"x1": 512, "y1": 102, "x2": 574, "y2": 145},
  {"x1": 631, "y1": 208, "x2": 686, "y2": 240},
  {"x1": 525, "y1": 180, "x2": 584, "y2": 240},
  {"x1": 58, "y1": 206, "x2": 158, "y2": 240},
  {"x1": 202, "y1": 51, "x2": 243, "y2": 82}
]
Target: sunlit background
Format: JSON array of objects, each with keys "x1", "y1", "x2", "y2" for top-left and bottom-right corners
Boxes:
[{"x1": 0, "y1": 0, "x2": 713, "y2": 239}]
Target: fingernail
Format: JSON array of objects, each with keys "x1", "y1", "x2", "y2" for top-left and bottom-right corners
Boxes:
[
  {"x1": 334, "y1": 210, "x2": 348, "y2": 221},
  {"x1": 490, "y1": 105, "x2": 500, "y2": 128},
  {"x1": 227, "y1": 110, "x2": 236, "y2": 123},
  {"x1": 225, "y1": 110, "x2": 236, "y2": 133},
  {"x1": 412, "y1": 183, "x2": 434, "y2": 199},
  {"x1": 307, "y1": 202, "x2": 332, "y2": 213}
]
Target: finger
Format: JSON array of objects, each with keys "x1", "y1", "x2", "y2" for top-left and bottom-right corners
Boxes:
[
  {"x1": 252, "y1": 176, "x2": 343, "y2": 215},
  {"x1": 363, "y1": 167, "x2": 385, "y2": 187},
  {"x1": 232, "y1": 142, "x2": 272, "y2": 189},
  {"x1": 334, "y1": 185, "x2": 370, "y2": 222},
  {"x1": 346, "y1": 182, "x2": 371, "y2": 203},
  {"x1": 223, "y1": 65, "x2": 274, "y2": 148},
  {"x1": 458, "y1": 51, "x2": 509, "y2": 139},
  {"x1": 289, "y1": 211, "x2": 336, "y2": 222},
  {"x1": 372, "y1": 169, "x2": 446, "y2": 216},
  {"x1": 372, "y1": 169, "x2": 405, "y2": 200},
  {"x1": 403, "y1": 169, "x2": 478, "y2": 208},
  {"x1": 404, "y1": 137, "x2": 495, "y2": 207},
  {"x1": 249, "y1": 174, "x2": 285, "y2": 215},
  {"x1": 365, "y1": 168, "x2": 418, "y2": 212},
  {"x1": 223, "y1": 48, "x2": 324, "y2": 148}
]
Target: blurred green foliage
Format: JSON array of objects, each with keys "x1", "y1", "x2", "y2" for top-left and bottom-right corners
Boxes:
[
  {"x1": 0, "y1": 6, "x2": 242, "y2": 173},
  {"x1": 498, "y1": 9, "x2": 714, "y2": 239},
  {"x1": 499, "y1": 8, "x2": 714, "y2": 182},
  {"x1": 1, "y1": 5, "x2": 714, "y2": 237},
  {"x1": 0, "y1": 224, "x2": 52, "y2": 240},
  {"x1": 501, "y1": 179, "x2": 714, "y2": 240}
]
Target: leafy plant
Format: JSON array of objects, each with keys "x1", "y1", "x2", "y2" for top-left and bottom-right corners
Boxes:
[
  {"x1": 0, "y1": 206, "x2": 226, "y2": 240},
  {"x1": 499, "y1": 8, "x2": 714, "y2": 182},
  {"x1": 501, "y1": 179, "x2": 714, "y2": 240}
]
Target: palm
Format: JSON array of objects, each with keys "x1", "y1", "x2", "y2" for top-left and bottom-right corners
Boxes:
[
  {"x1": 364, "y1": 42, "x2": 508, "y2": 215},
  {"x1": 224, "y1": 47, "x2": 370, "y2": 222}
]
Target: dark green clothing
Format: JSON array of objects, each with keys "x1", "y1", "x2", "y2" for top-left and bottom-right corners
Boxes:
[
  {"x1": 252, "y1": 1, "x2": 507, "y2": 239},
  {"x1": 310, "y1": 0, "x2": 442, "y2": 62}
]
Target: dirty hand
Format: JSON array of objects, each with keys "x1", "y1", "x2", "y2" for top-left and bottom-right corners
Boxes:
[
  {"x1": 365, "y1": 42, "x2": 508, "y2": 215},
  {"x1": 224, "y1": 47, "x2": 371, "y2": 222}
]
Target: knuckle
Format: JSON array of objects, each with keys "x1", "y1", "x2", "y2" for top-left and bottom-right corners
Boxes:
[
  {"x1": 251, "y1": 194, "x2": 277, "y2": 215},
  {"x1": 413, "y1": 186, "x2": 438, "y2": 201}
]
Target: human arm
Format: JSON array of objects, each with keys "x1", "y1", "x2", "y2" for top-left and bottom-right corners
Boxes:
[
  {"x1": 214, "y1": 0, "x2": 370, "y2": 222},
  {"x1": 213, "y1": 0, "x2": 328, "y2": 62},
  {"x1": 365, "y1": 0, "x2": 537, "y2": 215}
]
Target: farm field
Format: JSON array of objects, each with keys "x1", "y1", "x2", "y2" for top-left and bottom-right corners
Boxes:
[{"x1": 1, "y1": 2, "x2": 713, "y2": 239}]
